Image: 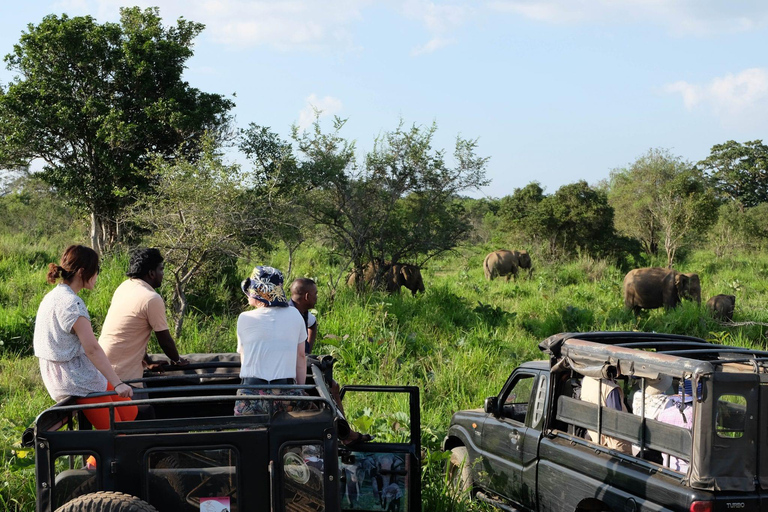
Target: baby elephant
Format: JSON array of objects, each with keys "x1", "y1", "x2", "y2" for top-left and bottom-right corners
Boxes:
[{"x1": 706, "y1": 294, "x2": 736, "y2": 322}]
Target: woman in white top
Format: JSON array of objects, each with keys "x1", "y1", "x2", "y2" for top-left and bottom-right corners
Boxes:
[
  {"x1": 234, "y1": 266, "x2": 307, "y2": 416},
  {"x1": 34, "y1": 245, "x2": 136, "y2": 429}
]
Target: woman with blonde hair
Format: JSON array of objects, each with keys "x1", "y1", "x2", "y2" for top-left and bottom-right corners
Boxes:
[{"x1": 34, "y1": 245, "x2": 137, "y2": 429}]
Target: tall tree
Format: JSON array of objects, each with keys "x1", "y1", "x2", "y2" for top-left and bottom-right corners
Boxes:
[
  {"x1": 697, "y1": 140, "x2": 768, "y2": 207},
  {"x1": 607, "y1": 165, "x2": 660, "y2": 255},
  {"x1": 0, "y1": 7, "x2": 233, "y2": 253},
  {"x1": 608, "y1": 149, "x2": 717, "y2": 267},
  {"x1": 241, "y1": 118, "x2": 489, "y2": 289}
]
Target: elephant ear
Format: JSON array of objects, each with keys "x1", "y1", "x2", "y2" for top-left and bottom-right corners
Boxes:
[
  {"x1": 675, "y1": 273, "x2": 689, "y2": 292},
  {"x1": 400, "y1": 266, "x2": 412, "y2": 285}
]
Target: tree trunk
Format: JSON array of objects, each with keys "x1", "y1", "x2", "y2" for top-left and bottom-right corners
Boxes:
[
  {"x1": 172, "y1": 280, "x2": 188, "y2": 339},
  {"x1": 90, "y1": 212, "x2": 104, "y2": 255},
  {"x1": 665, "y1": 233, "x2": 675, "y2": 268},
  {"x1": 286, "y1": 242, "x2": 295, "y2": 281}
]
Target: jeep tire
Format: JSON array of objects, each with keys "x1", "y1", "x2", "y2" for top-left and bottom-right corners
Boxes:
[
  {"x1": 55, "y1": 491, "x2": 159, "y2": 512},
  {"x1": 448, "y1": 446, "x2": 473, "y2": 497}
]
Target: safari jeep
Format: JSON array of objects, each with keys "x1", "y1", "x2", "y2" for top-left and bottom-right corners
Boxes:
[
  {"x1": 444, "y1": 331, "x2": 768, "y2": 512},
  {"x1": 23, "y1": 354, "x2": 420, "y2": 512}
]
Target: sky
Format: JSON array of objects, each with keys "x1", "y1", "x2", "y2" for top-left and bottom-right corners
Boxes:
[{"x1": 1, "y1": 0, "x2": 767, "y2": 199}]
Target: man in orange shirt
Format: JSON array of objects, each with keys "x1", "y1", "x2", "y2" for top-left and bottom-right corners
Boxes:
[{"x1": 100, "y1": 248, "x2": 187, "y2": 392}]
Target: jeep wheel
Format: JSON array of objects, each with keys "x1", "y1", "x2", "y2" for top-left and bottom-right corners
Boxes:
[
  {"x1": 55, "y1": 491, "x2": 159, "y2": 512},
  {"x1": 447, "y1": 446, "x2": 473, "y2": 498}
]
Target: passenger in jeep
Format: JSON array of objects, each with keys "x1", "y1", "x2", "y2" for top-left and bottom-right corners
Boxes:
[
  {"x1": 289, "y1": 278, "x2": 318, "y2": 355},
  {"x1": 100, "y1": 248, "x2": 188, "y2": 397},
  {"x1": 656, "y1": 380, "x2": 695, "y2": 472},
  {"x1": 581, "y1": 376, "x2": 632, "y2": 454},
  {"x1": 234, "y1": 266, "x2": 308, "y2": 415},
  {"x1": 34, "y1": 245, "x2": 136, "y2": 429}
]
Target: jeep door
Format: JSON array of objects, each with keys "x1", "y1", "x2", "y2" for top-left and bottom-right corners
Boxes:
[{"x1": 481, "y1": 369, "x2": 547, "y2": 510}]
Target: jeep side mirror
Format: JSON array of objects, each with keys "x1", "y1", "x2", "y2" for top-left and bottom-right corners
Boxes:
[{"x1": 484, "y1": 396, "x2": 498, "y2": 415}]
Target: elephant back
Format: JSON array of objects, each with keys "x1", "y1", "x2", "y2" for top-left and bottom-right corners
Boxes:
[{"x1": 484, "y1": 249, "x2": 517, "y2": 280}]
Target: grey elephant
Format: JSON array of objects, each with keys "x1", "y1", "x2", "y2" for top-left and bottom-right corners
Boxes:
[
  {"x1": 483, "y1": 249, "x2": 532, "y2": 281},
  {"x1": 347, "y1": 261, "x2": 424, "y2": 296},
  {"x1": 623, "y1": 267, "x2": 699, "y2": 313},
  {"x1": 706, "y1": 294, "x2": 736, "y2": 322},
  {"x1": 683, "y1": 273, "x2": 701, "y2": 305}
]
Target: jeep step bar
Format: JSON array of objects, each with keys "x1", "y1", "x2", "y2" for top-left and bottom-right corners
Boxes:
[{"x1": 476, "y1": 491, "x2": 522, "y2": 511}]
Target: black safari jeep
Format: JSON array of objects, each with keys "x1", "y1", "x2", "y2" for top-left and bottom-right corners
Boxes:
[
  {"x1": 444, "y1": 331, "x2": 768, "y2": 512},
  {"x1": 23, "y1": 353, "x2": 420, "y2": 512}
]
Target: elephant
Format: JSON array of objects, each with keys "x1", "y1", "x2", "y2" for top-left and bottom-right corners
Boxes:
[
  {"x1": 683, "y1": 273, "x2": 701, "y2": 305},
  {"x1": 347, "y1": 261, "x2": 424, "y2": 296},
  {"x1": 622, "y1": 267, "x2": 699, "y2": 313},
  {"x1": 706, "y1": 294, "x2": 736, "y2": 322},
  {"x1": 483, "y1": 249, "x2": 532, "y2": 281}
]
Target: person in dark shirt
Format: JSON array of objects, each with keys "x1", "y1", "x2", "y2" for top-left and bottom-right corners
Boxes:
[
  {"x1": 289, "y1": 278, "x2": 318, "y2": 354},
  {"x1": 288, "y1": 277, "x2": 372, "y2": 446}
]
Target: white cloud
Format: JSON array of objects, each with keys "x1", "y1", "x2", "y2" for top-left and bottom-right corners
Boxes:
[
  {"x1": 411, "y1": 37, "x2": 454, "y2": 56},
  {"x1": 486, "y1": 0, "x2": 768, "y2": 35},
  {"x1": 76, "y1": 0, "x2": 370, "y2": 50},
  {"x1": 401, "y1": 0, "x2": 472, "y2": 55},
  {"x1": 297, "y1": 94, "x2": 343, "y2": 131},
  {"x1": 665, "y1": 68, "x2": 768, "y2": 127},
  {"x1": 49, "y1": 0, "x2": 474, "y2": 55}
]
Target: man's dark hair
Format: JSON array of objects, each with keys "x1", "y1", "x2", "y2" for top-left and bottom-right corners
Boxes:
[
  {"x1": 126, "y1": 248, "x2": 164, "y2": 278},
  {"x1": 290, "y1": 277, "x2": 316, "y2": 298}
]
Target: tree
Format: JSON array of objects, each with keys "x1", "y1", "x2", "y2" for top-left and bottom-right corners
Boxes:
[
  {"x1": 238, "y1": 124, "x2": 308, "y2": 279},
  {"x1": 537, "y1": 181, "x2": 617, "y2": 258},
  {"x1": 0, "y1": 7, "x2": 233, "y2": 253},
  {"x1": 495, "y1": 181, "x2": 619, "y2": 259},
  {"x1": 606, "y1": 168, "x2": 660, "y2": 255},
  {"x1": 497, "y1": 182, "x2": 546, "y2": 244},
  {"x1": 457, "y1": 197, "x2": 500, "y2": 244},
  {"x1": 241, "y1": 118, "x2": 489, "y2": 290},
  {"x1": 127, "y1": 140, "x2": 266, "y2": 338},
  {"x1": 608, "y1": 149, "x2": 717, "y2": 267},
  {"x1": 697, "y1": 140, "x2": 768, "y2": 207}
]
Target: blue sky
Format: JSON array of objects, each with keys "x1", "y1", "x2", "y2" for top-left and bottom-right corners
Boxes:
[{"x1": 2, "y1": 1, "x2": 767, "y2": 199}]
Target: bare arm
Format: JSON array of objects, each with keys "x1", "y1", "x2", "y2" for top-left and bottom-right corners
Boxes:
[
  {"x1": 307, "y1": 324, "x2": 317, "y2": 354},
  {"x1": 295, "y1": 342, "x2": 307, "y2": 385},
  {"x1": 72, "y1": 317, "x2": 133, "y2": 398},
  {"x1": 155, "y1": 329, "x2": 188, "y2": 366}
]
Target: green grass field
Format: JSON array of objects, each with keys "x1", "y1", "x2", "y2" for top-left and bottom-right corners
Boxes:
[{"x1": 2, "y1": 233, "x2": 768, "y2": 511}]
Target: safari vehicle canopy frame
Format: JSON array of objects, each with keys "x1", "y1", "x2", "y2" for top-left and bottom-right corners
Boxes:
[{"x1": 540, "y1": 331, "x2": 768, "y2": 492}]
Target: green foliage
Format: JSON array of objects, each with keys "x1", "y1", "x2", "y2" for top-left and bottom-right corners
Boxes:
[
  {"x1": 0, "y1": 7, "x2": 234, "y2": 251},
  {"x1": 457, "y1": 197, "x2": 501, "y2": 245},
  {"x1": 697, "y1": 140, "x2": 768, "y2": 207},
  {"x1": 542, "y1": 181, "x2": 617, "y2": 257},
  {"x1": 497, "y1": 180, "x2": 620, "y2": 259},
  {"x1": 0, "y1": 354, "x2": 49, "y2": 510},
  {"x1": 709, "y1": 202, "x2": 768, "y2": 256},
  {"x1": 241, "y1": 118, "x2": 490, "y2": 285},
  {"x1": 0, "y1": 177, "x2": 86, "y2": 240},
  {"x1": 608, "y1": 148, "x2": 718, "y2": 266},
  {"x1": 497, "y1": 181, "x2": 545, "y2": 244}
]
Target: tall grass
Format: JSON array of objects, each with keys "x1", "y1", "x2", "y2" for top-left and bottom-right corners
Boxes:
[{"x1": 2, "y1": 240, "x2": 768, "y2": 510}]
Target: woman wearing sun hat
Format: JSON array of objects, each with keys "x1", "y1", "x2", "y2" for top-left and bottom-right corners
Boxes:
[{"x1": 233, "y1": 265, "x2": 308, "y2": 415}]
